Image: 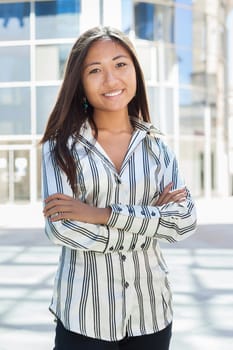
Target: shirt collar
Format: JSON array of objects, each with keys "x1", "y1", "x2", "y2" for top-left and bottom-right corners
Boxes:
[
  {"x1": 130, "y1": 116, "x2": 163, "y2": 137},
  {"x1": 79, "y1": 116, "x2": 163, "y2": 145},
  {"x1": 75, "y1": 117, "x2": 163, "y2": 176}
]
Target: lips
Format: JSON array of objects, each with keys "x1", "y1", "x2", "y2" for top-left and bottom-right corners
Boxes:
[{"x1": 103, "y1": 90, "x2": 123, "y2": 97}]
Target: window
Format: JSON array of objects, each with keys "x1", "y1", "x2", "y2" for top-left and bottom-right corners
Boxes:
[
  {"x1": 147, "y1": 86, "x2": 160, "y2": 126},
  {"x1": 175, "y1": 6, "x2": 192, "y2": 47},
  {"x1": 0, "y1": 87, "x2": 30, "y2": 135},
  {"x1": 179, "y1": 137, "x2": 205, "y2": 197},
  {"x1": 36, "y1": 86, "x2": 59, "y2": 134},
  {"x1": 121, "y1": 0, "x2": 133, "y2": 34},
  {"x1": 176, "y1": 47, "x2": 192, "y2": 84},
  {"x1": 179, "y1": 88, "x2": 205, "y2": 136},
  {"x1": 0, "y1": 2, "x2": 30, "y2": 40},
  {"x1": 35, "y1": 0, "x2": 81, "y2": 39},
  {"x1": 175, "y1": 0, "x2": 193, "y2": 5},
  {"x1": 0, "y1": 46, "x2": 30, "y2": 82},
  {"x1": 135, "y1": 2, "x2": 154, "y2": 40},
  {"x1": 148, "y1": 87, "x2": 176, "y2": 135},
  {"x1": 36, "y1": 44, "x2": 71, "y2": 81},
  {"x1": 136, "y1": 45, "x2": 158, "y2": 81},
  {"x1": 134, "y1": 3, "x2": 174, "y2": 43}
]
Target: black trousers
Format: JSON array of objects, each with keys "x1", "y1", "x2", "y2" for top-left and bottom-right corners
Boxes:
[{"x1": 54, "y1": 319, "x2": 172, "y2": 350}]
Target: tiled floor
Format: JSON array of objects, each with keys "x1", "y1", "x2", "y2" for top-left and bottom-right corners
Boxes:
[
  {"x1": 0, "y1": 224, "x2": 233, "y2": 350},
  {"x1": 165, "y1": 248, "x2": 233, "y2": 350}
]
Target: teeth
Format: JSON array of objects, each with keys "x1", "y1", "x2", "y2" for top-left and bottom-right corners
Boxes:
[{"x1": 104, "y1": 90, "x2": 122, "y2": 97}]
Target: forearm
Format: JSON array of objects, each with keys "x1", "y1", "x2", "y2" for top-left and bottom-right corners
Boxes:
[
  {"x1": 78, "y1": 204, "x2": 112, "y2": 225},
  {"x1": 106, "y1": 190, "x2": 197, "y2": 242},
  {"x1": 43, "y1": 191, "x2": 112, "y2": 225}
]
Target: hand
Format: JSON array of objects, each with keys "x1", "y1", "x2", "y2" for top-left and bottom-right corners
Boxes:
[
  {"x1": 155, "y1": 182, "x2": 187, "y2": 206},
  {"x1": 43, "y1": 193, "x2": 111, "y2": 224},
  {"x1": 43, "y1": 193, "x2": 86, "y2": 222}
]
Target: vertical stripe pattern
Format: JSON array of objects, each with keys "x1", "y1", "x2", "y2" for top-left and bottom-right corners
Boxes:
[{"x1": 42, "y1": 118, "x2": 197, "y2": 341}]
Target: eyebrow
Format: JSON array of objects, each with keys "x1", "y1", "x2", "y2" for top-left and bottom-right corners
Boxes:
[
  {"x1": 113, "y1": 54, "x2": 129, "y2": 61},
  {"x1": 83, "y1": 54, "x2": 130, "y2": 69}
]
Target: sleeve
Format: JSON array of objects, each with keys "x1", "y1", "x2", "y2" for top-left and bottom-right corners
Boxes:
[
  {"x1": 42, "y1": 140, "x2": 147, "y2": 253},
  {"x1": 106, "y1": 139, "x2": 197, "y2": 243}
]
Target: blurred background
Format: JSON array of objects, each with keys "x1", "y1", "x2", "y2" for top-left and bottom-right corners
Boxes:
[
  {"x1": 0, "y1": 1, "x2": 233, "y2": 350},
  {"x1": 0, "y1": 0, "x2": 233, "y2": 204}
]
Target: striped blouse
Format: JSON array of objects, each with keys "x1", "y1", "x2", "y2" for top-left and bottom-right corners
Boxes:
[{"x1": 42, "y1": 117, "x2": 197, "y2": 341}]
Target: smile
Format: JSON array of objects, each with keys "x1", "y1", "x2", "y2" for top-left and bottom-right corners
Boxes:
[{"x1": 103, "y1": 90, "x2": 123, "y2": 97}]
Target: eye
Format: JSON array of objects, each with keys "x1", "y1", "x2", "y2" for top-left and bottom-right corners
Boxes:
[
  {"x1": 89, "y1": 68, "x2": 100, "y2": 74},
  {"x1": 116, "y1": 62, "x2": 127, "y2": 68}
]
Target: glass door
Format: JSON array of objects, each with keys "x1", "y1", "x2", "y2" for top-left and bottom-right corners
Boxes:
[
  {"x1": 14, "y1": 149, "x2": 30, "y2": 202},
  {"x1": 0, "y1": 149, "x2": 30, "y2": 203},
  {"x1": 0, "y1": 150, "x2": 9, "y2": 203}
]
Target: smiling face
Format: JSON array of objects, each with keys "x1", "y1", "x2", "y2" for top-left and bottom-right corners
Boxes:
[{"x1": 82, "y1": 39, "x2": 137, "y2": 117}]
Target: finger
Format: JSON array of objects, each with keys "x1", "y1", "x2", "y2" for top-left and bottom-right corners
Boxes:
[
  {"x1": 156, "y1": 187, "x2": 186, "y2": 205},
  {"x1": 169, "y1": 187, "x2": 186, "y2": 195},
  {"x1": 164, "y1": 189, "x2": 187, "y2": 204},
  {"x1": 44, "y1": 196, "x2": 74, "y2": 210},
  {"x1": 162, "y1": 182, "x2": 173, "y2": 194},
  {"x1": 49, "y1": 211, "x2": 69, "y2": 222},
  {"x1": 44, "y1": 193, "x2": 72, "y2": 203},
  {"x1": 156, "y1": 184, "x2": 177, "y2": 205},
  {"x1": 43, "y1": 200, "x2": 64, "y2": 214},
  {"x1": 43, "y1": 202, "x2": 71, "y2": 217},
  {"x1": 169, "y1": 194, "x2": 186, "y2": 203},
  {"x1": 48, "y1": 212, "x2": 61, "y2": 221},
  {"x1": 49, "y1": 209, "x2": 78, "y2": 222},
  {"x1": 169, "y1": 188, "x2": 187, "y2": 198},
  {"x1": 156, "y1": 183, "x2": 173, "y2": 204},
  {"x1": 165, "y1": 187, "x2": 186, "y2": 198}
]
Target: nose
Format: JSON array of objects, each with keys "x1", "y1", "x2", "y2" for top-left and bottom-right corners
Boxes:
[{"x1": 103, "y1": 69, "x2": 118, "y2": 86}]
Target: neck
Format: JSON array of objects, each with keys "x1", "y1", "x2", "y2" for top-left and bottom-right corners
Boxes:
[{"x1": 93, "y1": 110, "x2": 133, "y2": 133}]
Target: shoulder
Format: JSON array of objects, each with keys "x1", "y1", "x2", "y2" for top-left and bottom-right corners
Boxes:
[
  {"x1": 42, "y1": 135, "x2": 76, "y2": 153},
  {"x1": 134, "y1": 118, "x2": 178, "y2": 168},
  {"x1": 131, "y1": 116, "x2": 163, "y2": 136},
  {"x1": 42, "y1": 139, "x2": 54, "y2": 154},
  {"x1": 145, "y1": 132, "x2": 177, "y2": 166},
  {"x1": 41, "y1": 140, "x2": 56, "y2": 168}
]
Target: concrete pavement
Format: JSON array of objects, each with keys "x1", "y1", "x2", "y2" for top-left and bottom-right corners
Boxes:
[{"x1": 0, "y1": 198, "x2": 233, "y2": 349}]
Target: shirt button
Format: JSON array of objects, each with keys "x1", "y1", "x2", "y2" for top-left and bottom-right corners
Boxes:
[
  {"x1": 151, "y1": 211, "x2": 156, "y2": 216},
  {"x1": 116, "y1": 177, "x2": 121, "y2": 184},
  {"x1": 122, "y1": 255, "x2": 126, "y2": 261},
  {"x1": 141, "y1": 243, "x2": 145, "y2": 249},
  {"x1": 109, "y1": 246, "x2": 114, "y2": 251},
  {"x1": 119, "y1": 245, "x2": 124, "y2": 250},
  {"x1": 131, "y1": 244, "x2": 135, "y2": 249},
  {"x1": 124, "y1": 282, "x2": 129, "y2": 288}
]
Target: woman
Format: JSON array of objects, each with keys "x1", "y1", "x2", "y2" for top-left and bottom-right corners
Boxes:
[{"x1": 41, "y1": 26, "x2": 197, "y2": 350}]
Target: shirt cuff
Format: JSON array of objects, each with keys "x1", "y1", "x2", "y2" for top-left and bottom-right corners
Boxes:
[{"x1": 106, "y1": 204, "x2": 160, "y2": 236}]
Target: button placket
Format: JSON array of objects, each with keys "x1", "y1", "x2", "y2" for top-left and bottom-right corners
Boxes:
[
  {"x1": 122, "y1": 254, "x2": 133, "y2": 293},
  {"x1": 114, "y1": 174, "x2": 122, "y2": 185},
  {"x1": 121, "y1": 254, "x2": 126, "y2": 261}
]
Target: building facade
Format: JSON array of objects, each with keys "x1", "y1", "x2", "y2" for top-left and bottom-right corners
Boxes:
[{"x1": 0, "y1": 0, "x2": 232, "y2": 204}]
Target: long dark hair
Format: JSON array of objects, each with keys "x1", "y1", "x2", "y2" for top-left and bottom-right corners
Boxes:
[{"x1": 41, "y1": 26, "x2": 151, "y2": 194}]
